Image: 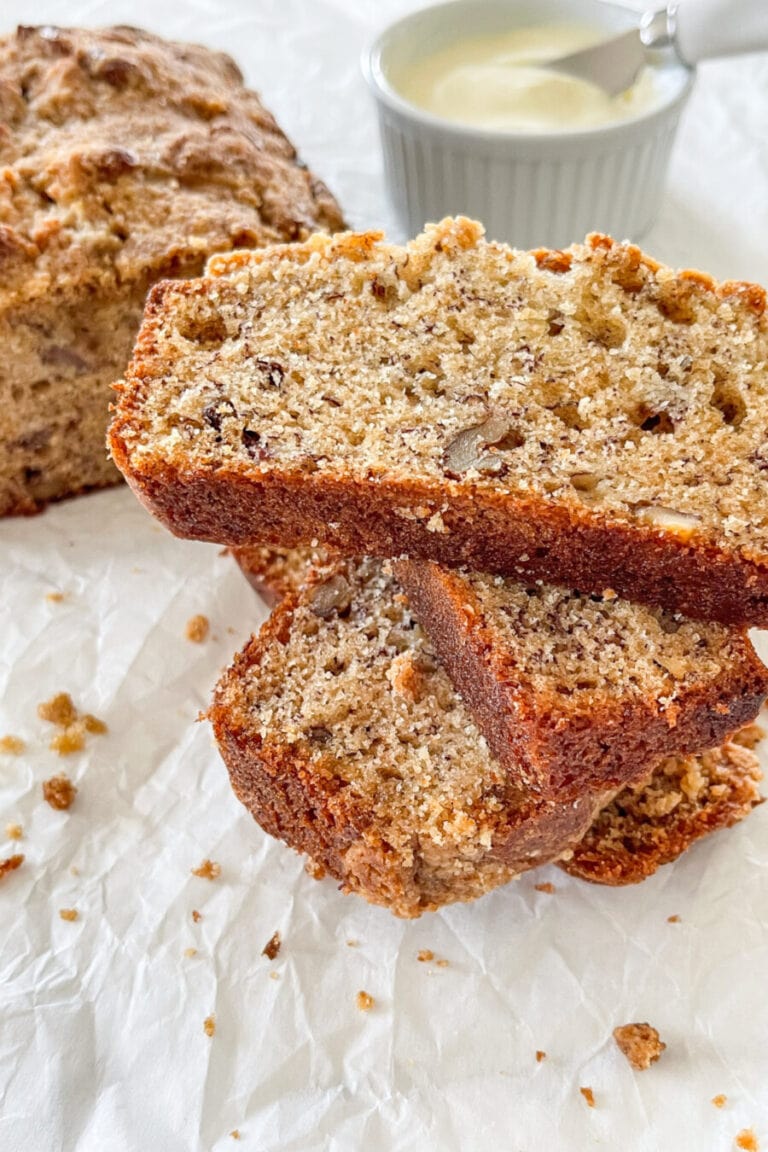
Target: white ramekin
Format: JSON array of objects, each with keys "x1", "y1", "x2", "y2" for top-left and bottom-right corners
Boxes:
[{"x1": 363, "y1": 0, "x2": 694, "y2": 248}]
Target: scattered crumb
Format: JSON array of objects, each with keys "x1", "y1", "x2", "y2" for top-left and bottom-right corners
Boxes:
[
  {"x1": 203, "y1": 1014, "x2": 216, "y2": 1038},
  {"x1": 38, "y1": 692, "x2": 77, "y2": 728},
  {"x1": 59, "y1": 908, "x2": 78, "y2": 922},
  {"x1": 262, "y1": 931, "x2": 281, "y2": 960},
  {"x1": 269, "y1": 971, "x2": 280, "y2": 981},
  {"x1": 0, "y1": 735, "x2": 25, "y2": 755},
  {"x1": 42, "y1": 774, "x2": 77, "y2": 810},
  {"x1": 192, "y1": 909, "x2": 203, "y2": 923},
  {"x1": 49, "y1": 723, "x2": 86, "y2": 756},
  {"x1": 712, "y1": 1095, "x2": 727, "y2": 1109},
  {"x1": 346, "y1": 939, "x2": 359, "y2": 947},
  {"x1": 356, "y1": 991, "x2": 374, "y2": 1012},
  {"x1": 70, "y1": 865, "x2": 80, "y2": 877},
  {"x1": 435, "y1": 959, "x2": 449, "y2": 968},
  {"x1": 192, "y1": 859, "x2": 220, "y2": 880},
  {"x1": 186, "y1": 615, "x2": 210, "y2": 643},
  {"x1": 0, "y1": 854, "x2": 24, "y2": 881},
  {"x1": 580, "y1": 1087, "x2": 595, "y2": 1108},
  {"x1": 667, "y1": 914, "x2": 681, "y2": 923},
  {"x1": 736, "y1": 1130, "x2": 759, "y2": 1151},
  {"x1": 184, "y1": 948, "x2": 198, "y2": 958},
  {"x1": 536, "y1": 1051, "x2": 546, "y2": 1063},
  {"x1": 230, "y1": 1132, "x2": 241, "y2": 1142},
  {"x1": 417, "y1": 950, "x2": 434, "y2": 963},
  {"x1": 534, "y1": 882, "x2": 556, "y2": 894},
  {"x1": 6, "y1": 824, "x2": 23, "y2": 841},
  {"x1": 82, "y1": 714, "x2": 108, "y2": 735},
  {"x1": 613, "y1": 1023, "x2": 666, "y2": 1070},
  {"x1": 305, "y1": 859, "x2": 326, "y2": 880},
  {"x1": 46, "y1": 591, "x2": 65, "y2": 603}
]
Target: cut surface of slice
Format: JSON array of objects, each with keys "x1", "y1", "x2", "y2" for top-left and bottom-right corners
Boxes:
[
  {"x1": 112, "y1": 218, "x2": 768, "y2": 624},
  {"x1": 209, "y1": 559, "x2": 612, "y2": 916},
  {"x1": 394, "y1": 559, "x2": 768, "y2": 799},
  {"x1": 561, "y1": 725, "x2": 764, "y2": 885}
]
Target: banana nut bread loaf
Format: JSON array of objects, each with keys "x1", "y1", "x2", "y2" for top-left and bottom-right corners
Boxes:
[
  {"x1": 209, "y1": 558, "x2": 614, "y2": 916},
  {"x1": 0, "y1": 24, "x2": 343, "y2": 516},
  {"x1": 111, "y1": 217, "x2": 768, "y2": 625},
  {"x1": 394, "y1": 559, "x2": 768, "y2": 800},
  {"x1": 561, "y1": 724, "x2": 764, "y2": 885}
]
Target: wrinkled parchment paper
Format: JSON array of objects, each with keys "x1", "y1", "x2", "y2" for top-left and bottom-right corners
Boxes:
[{"x1": 2, "y1": 2, "x2": 768, "y2": 1148}]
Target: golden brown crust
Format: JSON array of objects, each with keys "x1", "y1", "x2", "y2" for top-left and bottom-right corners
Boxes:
[
  {"x1": 394, "y1": 559, "x2": 768, "y2": 800},
  {"x1": 110, "y1": 454, "x2": 768, "y2": 627},
  {"x1": 561, "y1": 737, "x2": 763, "y2": 885}
]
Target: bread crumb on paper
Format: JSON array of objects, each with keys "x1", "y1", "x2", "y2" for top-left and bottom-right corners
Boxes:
[
  {"x1": 356, "y1": 991, "x2": 374, "y2": 1012},
  {"x1": 613, "y1": 1022, "x2": 666, "y2": 1070},
  {"x1": 712, "y1": 1095, "x2": 727, "y2": 1109},
  {"x1": 6, "y1": 824, "x2": 23, "y2": 841},
  {"x1": 580, "y1": 1087, "x2": 595, "y2": 1108},
  {"x1": 417, "y1": 950, "x2": 434, "y2": 963},
  {"x1": 346, "y1": 939, "x2": 358, "y2": 948},
  {"x1": 192, "y1": 859, "x2": 220, "y2": 880},
  {"x1": 42, "y1": 774, "x2": 77, "y2": 810},
  {"x1": 735, "y1": 1130, "x2": 759, "y2": 1151},
  {"x1": 536, "y1": 1051, "x2": 546, "y2": 1063},
  {"x1": 0, "y1": 854, "x2": 24, "y2": 881},
  {"x1": 59, "y1": 908, "x2": 78, "y2": 922},
  {"x1": 534, "y1": 881, "x2": 556, "y2": 894},
  {"x1": 184, "y1": 948, "x2": 198, "y2": 959},
  {"x1": 667, "y1": 914, "x2": 681, "y2": 923},
  {"x1": 192, "y1": 909, "x2": 202, "y2": 923},
  {"x1": 203, "y1": 1014, "x2": 216, "y2": 1037},
  {"x1": 49, "y1": 723, "x2": 86, "y2": 756},
  {"x1": 82, "y1": 714, "x2": 108, "y2": 735},
  {"x1": 230, "y1": 1132, "x2": 241, "y2": 1142},
  {"x1": 0, "y1": 735, "x2": 25, "y2": 755},
  {"x1": 435, "y1": 958, "x2": 449, "y2": 968},
  {"x1": 186, "y1": 614, "x2": 210, "y2": 643},
  {"x1": 38, "y1": 692, "x2": 77, "y2": 727},
  {"x1": 262, "y1": 931, "x2": 281, "y2": 960},
  {"x1": 46, "y1": 591, "x2": 65, "y2": 603}
]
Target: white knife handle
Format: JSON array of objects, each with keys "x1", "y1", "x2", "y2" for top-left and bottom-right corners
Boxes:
[{"x1": 673, "y1": 0, "x2": 768, "y2": 65}]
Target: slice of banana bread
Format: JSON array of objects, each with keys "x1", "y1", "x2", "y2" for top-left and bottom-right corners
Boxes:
[
  {"x1": 394, "y1": 559, "x2": 768, "y2": 800},
  {"x1": 1, "y1": 24, "x2": 343, "y2": 516},
  {"x1": 209, "y1": 559, "x2": 614, "y2": 917},
  {"x1": 561, "y1": 725, "x2": 764, "y2": 885},
  {"x1": 111, "y1": 217, "x2": 768, "y2": 625}
]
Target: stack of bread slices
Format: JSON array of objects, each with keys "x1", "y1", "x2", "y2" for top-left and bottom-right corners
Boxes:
[{"x1": 110, "y1": 217, "x2": 768, "y2": 917}]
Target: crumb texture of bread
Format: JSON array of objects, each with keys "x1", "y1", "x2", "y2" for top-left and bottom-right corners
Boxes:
[
  {"x1": 209, "y1": 559, "x2": 614, "y2": 917},
  {"x1": 234, "y1": 543, "x2": 332, "y2": 604},
  {"x1": 394, "y1": 558, "x2": 768, "y2": 799},
  {"x1": 0, "y1": 24, "x2": 343, "y2": 515},
  {"x1": 613, "y1": 1022, "x2": 666, "y2": 1070},
  {"x1": 112, "y1": 218, "x2": 768, "y2": 624},
  {"x1": 561, "y1": 731, "x2": 763, "y2": 885}
]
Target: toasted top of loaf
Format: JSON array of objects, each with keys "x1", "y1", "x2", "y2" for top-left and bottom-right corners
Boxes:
[
  {"x1": 111, "y1": 217, "x2": 768, "y2": 561},
  {"x1": 562, "y1": 725, "x2": 763, "y2": 885},
  {"x1": 0, "y1": 25, "x2": 343, "y2": 309}
]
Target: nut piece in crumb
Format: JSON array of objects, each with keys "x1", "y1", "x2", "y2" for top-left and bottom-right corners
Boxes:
[
  {"x1": 356, "y1": 991, "x2": 374, "y2": 1012},
  {"x1": 579, "y1": 1087, "x2": 596, "y2": 1108},
  {"x1": 0, "y1": 735, "x2": 25, "y2": 755},
  {"x1": 534, "y1": 881, "x2": 556, "y2": 894},
  {"x1": 38, "y1": 692, "x2": 78, "y2": 727},
  {"x1": 536, "y1": 1050, "x2": 546, "y2": 1063},
  {"x1": 192, "y1": 859, "x2": 221, "y2": 880},
  {"x1": 42, "y1": 774, "x2": 77, "y2": 810},
  {"x1": 186, "y1": 614, "x2": 210, "y2": 643},
  {"x1": 262, "y1": 931, "x2": 281, "y2": 960},
  {"x1": 0, "y1": 854, "x2": 24, "y2": 881},
  {"x1": 59, "y1": 908, "x2": 78, "y2": 922},
  {"x1": 6, "y1": 823, "x2": 23, "y2": 841},
  {"x1": 417, "y1": 949, "x2": 434, "y2": 963},
  {"x1": 613, "y1": 1022, "x2": 666, "y2": 1070},
  {"x1": 49, "y1": 722, "x2": 86, "y2": 756},
  {"x1": 736, "y1": 1130, "x2": 759, "y2": 1151},
  {"x1": 203, "y1": 1014, "x2": 216, "y2": 1037},
  {"x1": 712, "y1": 1095, "x2": 727, "y2": 1109}
]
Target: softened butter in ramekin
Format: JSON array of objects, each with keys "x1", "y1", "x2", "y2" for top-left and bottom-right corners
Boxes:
[{"x1": 393, "y1": 23, "x2": 661, "y2": 133}]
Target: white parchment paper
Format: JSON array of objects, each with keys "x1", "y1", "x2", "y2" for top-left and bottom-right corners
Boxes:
[{"x1": 2, "y1": 2, "x2": 768, "y2": 1148}]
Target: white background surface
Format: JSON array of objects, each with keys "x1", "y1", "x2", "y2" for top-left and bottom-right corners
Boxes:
[{"x1": 2, "y1": 2, "x2": 768, "y2": 1149}]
